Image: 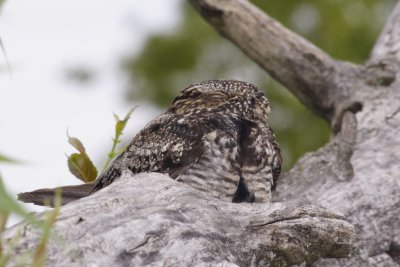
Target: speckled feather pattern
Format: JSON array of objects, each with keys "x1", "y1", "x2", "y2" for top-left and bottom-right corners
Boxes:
[{"x1": 93, "y1": 80, "x2": 282, "y2": 203}]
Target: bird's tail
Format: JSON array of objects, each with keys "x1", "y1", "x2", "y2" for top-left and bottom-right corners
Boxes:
[{"x1": 18, "y1": 183, "x2": 94, "y2": 207}]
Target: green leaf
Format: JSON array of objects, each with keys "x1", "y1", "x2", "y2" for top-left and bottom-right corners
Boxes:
[
  {"x1": 68, "y1": 137, "x2": 86, "y2": 154},
  {"x1": 113, "y1": 112, "x2": 120, "y2": 122},
  {"x1": 0, "y1": 210, "x2": 8, "y2": 259},
  {"x1": 0, "y1": 211, "x2": 7, "y2": 233},
  {"x1": 67, "y1": 153, "x2": 97, "y2": 183},
  {"x1": 114, "y1": 107, "x2": 136, "y2": 137},
  {"x1": 66, "y1": 131, "x2": 98, "y2": 183},
  {"x1": 67, "y1": 131, "x2": 86, "y2": 154},
  {"x1": 115, "y1": 121, "x2": 125, "y2": 137},
  {"x1": 31, "y1": 189, "x2": 61, "y2": 267},
  {"x1": 0, "y1": 175, "x2": 41, "y2": 228},
  {"x1": 102, "y1": 107, "x2": 136, "y2": 172},
  {"x1": 0, "y1": 153, "x2": 18, "y2": 164}
]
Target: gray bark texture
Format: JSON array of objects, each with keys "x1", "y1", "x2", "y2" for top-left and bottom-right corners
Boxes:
[
  {"x1": 2, "y1": 0, "x2": 400, "y2": 266},
  {"x1": 188, "y1": 0, "x2": 400, "y2": 266},
  {"x1": 3, "y1": 173, "x2": 354, "y2": 266}
]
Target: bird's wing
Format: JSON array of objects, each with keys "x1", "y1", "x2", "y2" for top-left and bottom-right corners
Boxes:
[
  {"x1": 92, "y1": 113, "x2": 210, "y2": 192},
  {"x1": 18, "y1": 183, "x2": 95, "y2": 206}
]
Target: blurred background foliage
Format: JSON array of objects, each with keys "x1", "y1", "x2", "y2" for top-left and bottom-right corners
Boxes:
[
  {"x1": 0, "y1": 0, "x2": 5, "y2": 12},
  {"x1": 121, "y1": 0, "x2": 395, "y2": 170}
]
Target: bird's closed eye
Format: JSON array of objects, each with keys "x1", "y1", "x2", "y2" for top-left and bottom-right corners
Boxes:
[{"x1": 188, "y1": 91, "x2": 202, "y2": 98}]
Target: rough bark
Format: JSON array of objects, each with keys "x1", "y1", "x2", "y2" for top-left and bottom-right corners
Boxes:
[
  {"x1": 370, "y1": 1, "x2": 400, "y2": 63},
  {"x1": 189, "y1": 0, "x2": 400, "y2": 266},
  {"x1": 2, "y1": 173, "x2": 354, "y2": 266}
]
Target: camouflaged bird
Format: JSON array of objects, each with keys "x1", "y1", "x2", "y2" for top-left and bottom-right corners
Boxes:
[{"x1": 19, "y1": 80, "x2": 282, "y2": 205}]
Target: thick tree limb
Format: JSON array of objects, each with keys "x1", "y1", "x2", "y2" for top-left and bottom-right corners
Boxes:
[
  {"x1": 2, "y1": 173, "x2": 355, "y2": 266},
  {"x1": 275, "y1": 74, "x2": 400, "y2": 266},
  {"x1": 370, "y1": 1, "x2": 400, "y2": 63},
  {"x1": 188, "y1": 0, "x2": 360, "y2": 122}
]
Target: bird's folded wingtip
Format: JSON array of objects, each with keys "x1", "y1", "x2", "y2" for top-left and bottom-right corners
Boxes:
[{"x1": 17, "y1": 183, "x2": 94, "y2": 207}]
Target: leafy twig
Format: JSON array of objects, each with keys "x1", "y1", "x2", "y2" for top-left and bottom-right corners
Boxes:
[
  {"x1": 66, "y1": 107, "x2": 136, "y2": 182},
  {"x1": 102, "y1": 107, "x2": 136, "y2": 172}
]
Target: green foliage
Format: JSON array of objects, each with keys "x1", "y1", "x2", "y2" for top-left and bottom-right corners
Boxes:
[
  {"x1": 0, "y1": 175, "x2": 41, "y2": 228},
  {"x1": 67, "y1": 133, "x2": 98, "y2": 183},
  {"x1": 121, "y1": 1, "x2": 395, "y2": 169},
  {"x1": 0, "y1": 206, "x2": 8, "y2": 265},
  {"x1": 0, "y1": 148, "x2": 60, "y2": 266},
  {"x1": 66, "y1": 108, "x2": 135, "y2": 182},
  {"x1": 251, "y1": 0, "x2": 394, "y2": 62},
  {"x1": 0, "y1": 150, "x2": 61, "y2": 267},
  {"x1": 0, "y1": 153, "x2": 17, "y2": 164},
  {"x1": 0, "y1": 107, "x2": 135, "y2": 265},
  {"x1": 102, "y1": 107, "x2": 136, "y2": 172},
  {"x1": 31, "y1": 190, "x2": 61, "y2": 267}
]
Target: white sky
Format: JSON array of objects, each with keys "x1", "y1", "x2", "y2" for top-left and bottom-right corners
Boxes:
[{"x1": 0, "y1": 0, "x2": 181, "y2": 225}]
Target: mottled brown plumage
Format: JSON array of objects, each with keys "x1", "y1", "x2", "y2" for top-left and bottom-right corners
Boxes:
[{"x1": 19, "y1": 80, "x2": 281, "y2": 205}]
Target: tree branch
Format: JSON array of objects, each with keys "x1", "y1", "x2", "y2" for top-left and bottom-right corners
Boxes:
[
  {"x1": 188, "y1": 0, "x2": 359, "y2": 122},
  {"x1": 370, "y1": 1, "x2": 400, "y2": 63},
  {"x1": 2, "y1": 173, "x2": 355, "y2": 266}
]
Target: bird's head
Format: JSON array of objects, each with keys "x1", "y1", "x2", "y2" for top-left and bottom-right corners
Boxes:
[{"x1": 168, "y1": 80, "x2": 271, "y2": 122}]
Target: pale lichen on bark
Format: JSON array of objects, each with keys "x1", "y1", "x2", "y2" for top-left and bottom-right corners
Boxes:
[{"x1": 2, "y1": 173, "x2": 355, "y2": 266}]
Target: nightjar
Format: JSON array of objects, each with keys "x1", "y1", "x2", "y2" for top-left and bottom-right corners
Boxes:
[{"x1": 19, "y1": 80, "x2": 281, "y2": 205}]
